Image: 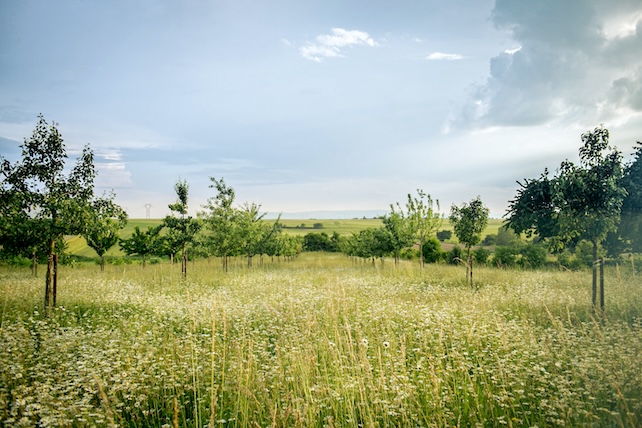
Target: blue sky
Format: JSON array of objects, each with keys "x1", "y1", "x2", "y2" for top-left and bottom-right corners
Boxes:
[{"x1": 1, "y1": 0, "x2": 641, "y2": 218}]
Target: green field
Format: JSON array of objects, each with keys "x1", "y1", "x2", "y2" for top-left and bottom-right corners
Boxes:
[
  {"x1": 66, "y1": 218, "x2": 506, "y2": 258},
  {"x1": 1, "y1": 254, "x2": 641, "y2": 427},
  {"x1": 66, "y1": 219, "x2": 165, "y2": 258}
]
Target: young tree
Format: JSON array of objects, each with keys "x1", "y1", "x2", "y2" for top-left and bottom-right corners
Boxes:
[
  {"x1": 505, "y1": 127, "x2": 626, "y2": 310},
  {"x1": 450, "y1": 196, "x2": 490, "y2": 286},
  {"x1": 382, "y1": 208, "x2": 414, "y2": 266},
  {"x1": 84, "y1": 193, "x2": 128, "y2": 271},
  {"x1": 353, "y1": 228, "x2": 378, "y2": 265},
  {"x1": 0, "y1": 115, "x2": 97, "y2": 313},
  {"x1": 119, "y1": 225, "x2": 162, "y2": 268},
  {"x1": 236, "y1": 202, "x2": 266, "y2": 267},
  {"x1": 405, "y1": 189, "x2": 443, "y2": 268},
  {"x1": 163, "y1": 179, "x2": 202, "y2": 277},
  {"x1": 200, "y1": 177, "x2": 238, "y2": 271}
]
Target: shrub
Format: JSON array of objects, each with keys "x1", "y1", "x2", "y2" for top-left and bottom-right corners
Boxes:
[
  {"x1": 2, "y1": 255, "x2": 32, "y2": 268},
  {"x1": 473, "y1": 247, "x2": 491, "y2": 265},
  {"x1": 400, "y1": 248, "x2": 419, "y2": 260},
  {"x1": 303, "y1": 232, "x2": 337, "y2": 252},
  {"x1": 493, "y1": 246, "x2": 519, "y2": 268},
  {"x1": 496, "y1": 228, "x2": 521, "y2": 246},
  {"x1": 422, "y1": 237, "x2": 444, "y2": 263},
  {"x1": 447, "y1": 246, "x2": 464, "y2": 265},
  {"x1": 519, "y1": 243, "x2": 548, "y2": 269},
  {"x1": 436, "y1": 230, "x2": 452, "y2": 242},
  {"x1": 481, "y1": 234, "x2": 496, "y2": 246}
]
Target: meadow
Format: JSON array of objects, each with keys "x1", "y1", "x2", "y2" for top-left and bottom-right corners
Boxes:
[{"x1": 1, "y1": 253, "x2": 641, "y2": 427}]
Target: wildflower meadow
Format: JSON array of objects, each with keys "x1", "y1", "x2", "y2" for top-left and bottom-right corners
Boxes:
[{"x1": 1, "y1": 253, "x2": 641, "y2": 427}]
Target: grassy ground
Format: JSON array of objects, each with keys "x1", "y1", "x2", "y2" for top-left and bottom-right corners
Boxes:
[{"x1": 1, "y1": 254, "x2": 641, "y2": 427}]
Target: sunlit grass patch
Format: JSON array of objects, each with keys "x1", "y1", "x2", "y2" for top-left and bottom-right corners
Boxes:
[{"x1": 1, "y1": 255, "x2": 641, "y2": 427}]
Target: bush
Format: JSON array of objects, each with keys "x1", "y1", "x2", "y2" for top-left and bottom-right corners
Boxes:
[
  {"x1": 481, "y1": 234, "x2": 496, "y2": 246},
  {"x1": 518, "y1": 243, "x2": 548, "y2": 269},
  {"x1": 106, "y1": 256, "x2": 132, "y2": 265},
  {"x1": 473, "y1": 247, "x2": 491, "y2": 265},
  {"x1": 400, "y1": 248, "x2": 419, "y2": 260},
  {"x1": 493, "y1": 246, "x2": 519, "y2": 268},
  {"x1": 303, "y1": 232, "x2": 337, "y2": 252},
  {"x1": 519, "y1": 243, "x2": 548, "y2": 268},
  {"x1": 149, "y1": 257, "x2": 162, "y2": 265},
  {"x1": 2, "y1": 255, "x2": 32, "y2": 268},
  {"x1": 436, "y1": 230, "x2": 452, "y2": 242},
  {"x1": 446, "y1": 246, "x2": 464, "y2": 265},
  {"x1": 556, "y1": 250, "x2": 583, "y2": 270},
  {"x1": 495, "y1": 228, "x2": 521, "y2": 246},
  {"x1": 574, "y1": 240, "x2": 605, "y2": 268},
  {"x1": 422, "y1": 237, "x2": 444, "y2": 263}
]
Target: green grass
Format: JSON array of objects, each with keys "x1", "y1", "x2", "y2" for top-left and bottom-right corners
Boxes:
[
  {"x1": 277, "y1": 218, "x2": 384, "y2": 236},
  {"x1": 1, "y1": 254, "x2": 641, "y2": 427}
]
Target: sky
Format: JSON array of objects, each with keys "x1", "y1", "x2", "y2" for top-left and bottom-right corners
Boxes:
[{"x1": 1, "y1": 0, "x2": 641, "y2": 219}]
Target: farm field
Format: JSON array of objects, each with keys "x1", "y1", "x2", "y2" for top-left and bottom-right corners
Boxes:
[
  {"x1": 1, "y1": 253, "x2": 641, "y2": 427},
  {"x1": 66, "y1": 218, "x2": 505, "y2": 259}
]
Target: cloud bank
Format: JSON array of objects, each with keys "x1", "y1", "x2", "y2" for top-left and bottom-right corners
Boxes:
[{"x1": 454, "y1": 0, "x2": 642, "y2": 130}]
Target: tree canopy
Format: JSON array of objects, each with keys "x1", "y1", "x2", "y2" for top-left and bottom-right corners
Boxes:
[
  {"x1": 0, "y1": 115, "x2": 120, "y2": 311},
  {"x1": 505, "y1": 127, "x2": 627, "y2": 308}
]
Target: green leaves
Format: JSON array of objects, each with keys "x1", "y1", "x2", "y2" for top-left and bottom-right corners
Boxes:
[
  {"x1": 506, "y1": 127, "x2": 626, "y2": 252},
  {"x1": 84, "y1": 193, "x2": 128, "y2": 259},
  {"x1": 450, "y1": 196, "x2": 490, "y2": 251},
  {"x1": 0, "y1": 115, "x2": 100, "y2": 254}
]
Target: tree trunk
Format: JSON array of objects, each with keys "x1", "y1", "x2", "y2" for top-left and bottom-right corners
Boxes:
[
  {"x1": 53, "y1": 254, "x2": 58, "y2": 307},
  {"x1": 419, "y1": 241, "x2": 424, "y2": 269},
  {"x1": 45, "y1": 240, "x2": 55, "y2": 314},
  {"x1": 100, "y1": 255, "x2": 105, "y2": 272},
  {"x1": 182, "y1": 244, "x2": 187, "y2": 277},
  {"x1": 468, "y1": 255, "x2": 473, "y2": 288},
  {"x1": 466, "y1": 247, "x2": 471, "y2": 284},
  {"x1": 142, "y1": 254, "x2": 147, "y2": 269},
  {"x1": 599, "y1": 256, "x2": 605, "y2": 312},
  {"x1": 592, "y1": 241, "x2": 598, "y2": 308}
]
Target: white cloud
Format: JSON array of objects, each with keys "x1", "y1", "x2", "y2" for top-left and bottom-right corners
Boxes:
[
  {"x1": 426, "y1": 52, "x2": 464, "y2": 60},
  {"x1": 300, "y1": 44, "x2": 344, "y2": 62},
  {"x1": 96, "y1": 148, "x2": 123, "y2": 161},
  {"x1": 601, "y1": 11, "x2": 642, "y2": 40},
  {"x1": 95, "y1": 162, "x2": 133, "y2": 188},
  {"x1": 300, "y1": 28, "x2": 377, "y2": 62}
]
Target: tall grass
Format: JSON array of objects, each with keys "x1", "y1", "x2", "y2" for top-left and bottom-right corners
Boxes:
[{"x1": 1, "y1": 254, "x2": 641, "y2": 427}]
